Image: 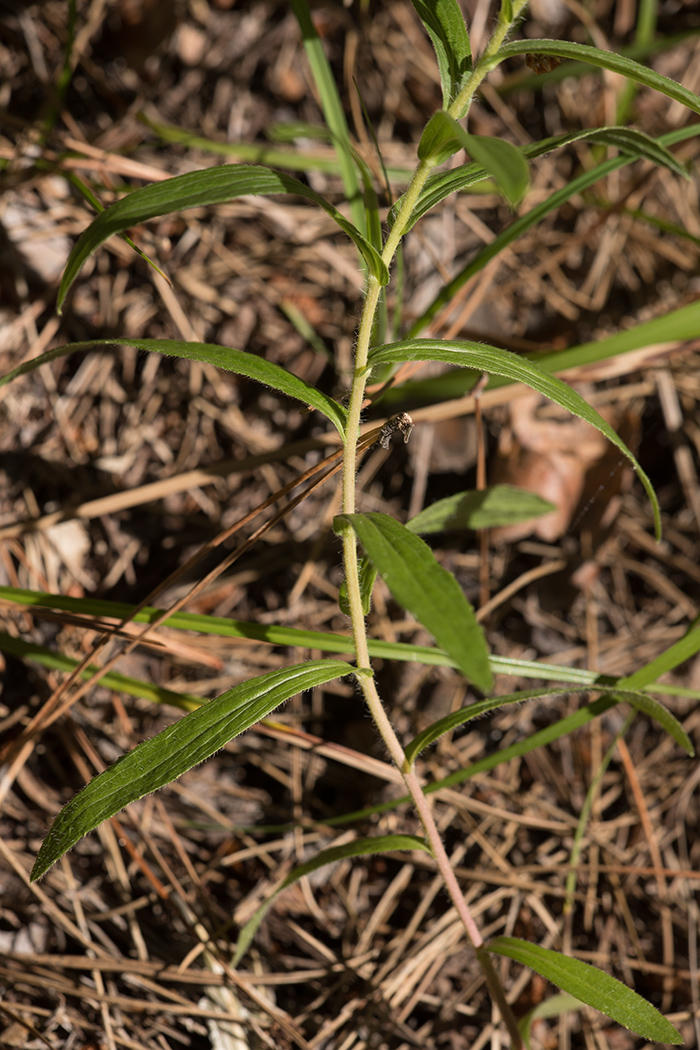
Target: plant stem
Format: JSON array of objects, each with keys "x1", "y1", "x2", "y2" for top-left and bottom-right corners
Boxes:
[{"x1": 338, "y1": 8, "x2": 533, "y2": 1046}]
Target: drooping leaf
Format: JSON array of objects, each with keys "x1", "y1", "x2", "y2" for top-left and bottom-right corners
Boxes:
[
  {"x1": 57, "y1": 165, "x2": 388, "y2": 312},
  {"x1": 404, "y1": 686, "x2": 692, "y2": 766},
  {"x1": 496, "y1": 39, "x2": 700, "y2": 119},
  {"x1": 368, "y1": 339, "x2": 660, "y2": 539},
  {"x1": 31, "y1": 660, "x2": 350, "y2": 880},
  {"x1": 335, "y1": 512, "x2": 493, "y2": 693},
  {"x1": 407, "y1": 486, "x2": 555, "y2": 535},
  {"x1": 418, "y1": 111, "x2": 529, "y2": 205},
  {"x1": 409, "y1": 0, "x2": 471, "y2": 108},
  {"x1": 234, "y1": 834, "x2": 429, "y2": 965},
  {"x1": 486, "y1": 938, "x2": 682, "y2": 1043},
  {"x1": 0, "y1": 338, "x2": 347, "y2": 438},
  {"x1": 394, "y1": 124, "x2": 688, "y2": 231}
]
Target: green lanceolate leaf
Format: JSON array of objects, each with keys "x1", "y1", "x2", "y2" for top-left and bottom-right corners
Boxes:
[
  {"x1": 407, "y1": 486, "x2": 555, "y2": 535},
  {"x1": 409, "y1": 0, "x2": 471, "y2": 109},
  {"x1": 397, "y1": 124, "x2": 688, "y2": 232},
  {"x1": 486, "y1": 938, "x2": 682, "y2": 1043},
  {"x1": 334, "y1": 512, "x2": 493, "y2": 693},
  {"x1": 31, "y1": 660, "x2": 350, "y2": 881},
  {"x1": 404, "y1": 686, "x2": 692, "y2": 767},
  {"x1": 368, "y1": 339, "x2": 661, "y2": 540},
  {"x1": 496, "y1": 39, "x2": 700, "y2": 119},
  {"x1": 418, "y1": 111, "x2": 529, "y2": 205},
  {"x1": 57, "y1": 165, "x2": 388, "y2": 312},
  {"x1": 0, "y1": 338, "x2": 347, "y2": 438},
  {"x1": 234, "y1": 833, "x2": 429, "y2": 966}
]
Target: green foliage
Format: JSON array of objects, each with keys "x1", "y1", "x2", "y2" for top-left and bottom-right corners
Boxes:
[
  {"x1": 407, "y1": 486, "x2": 556, "y2": 534},
  {"x1": 57, "y1": 165, "x2": 389, "y2": 313},
  {"x1": 418, "y1": 110, "x2": 529, "y2": 204},
  {"x1": 486, "y1": 938, "x2": 682, "y2": 1043},
  {"x1": 233, "y1": 834, "x2": 430, "y2": 966},
  {"x1": 369, "y1": 338, "x2": 661, "y2": 539},
  {"x1": 31, "y1": 661, "x2": 350, "y2": 881},
  {"x1": 0, "y1": 337, "x2": 347, "y2": 437},
  {"x1": 408, "y1": 0, "x2": 472, "y2": 108},
  {"x1": 335, "y1": 512, "x2": 493, "y2": 693},
  {"x1": 7, "y1": 2, "x2": 696, "y2": 1043}
]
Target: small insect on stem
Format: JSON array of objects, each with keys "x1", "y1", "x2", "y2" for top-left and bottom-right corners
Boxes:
[{"x1": 379, "y1": 412, "x2": 414, "y2": 450}]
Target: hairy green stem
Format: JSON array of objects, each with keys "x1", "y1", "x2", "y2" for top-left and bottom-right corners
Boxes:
[{"x1": 338, "y1": 8, "x2": 533, "y2": 1046}]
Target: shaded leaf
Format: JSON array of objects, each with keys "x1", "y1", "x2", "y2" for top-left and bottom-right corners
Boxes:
[
  {"x1": 407, "y1": 486, "x2": 555, "y2": 535},
  {"x1": 0, "y1": 338, "x2": 347, "y2": 438},
  {"x1": 31, "y1": 660, "x2": 350, "y2": 880},
  {"x1": 335, "y1": 512, "x2": 493, "y2": 693},
  {"x1": 234, "y1": 834, "x2": 429, "y2": 965},
  {"x1": 487, "y1": 938, "x2": 682, "y2": 1043}
]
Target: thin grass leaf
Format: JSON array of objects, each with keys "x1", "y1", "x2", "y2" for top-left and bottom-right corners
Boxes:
[
  {"x1": 335, "y1": 512, "x2": 493, "y2": 693},
  {"x1": 31, "y1": 660, "x2": 350, "y2": 881},
  {"x1": 409, "y1": 0, "x2": 471, "y2": 108},
  {"x1": 0, "y1": 338, "x2": 347, "y2": 438},
  {"x1": 407, "y1": 486, "x2": 555, "y2": 535},
  {"x1": 234, "y1": 834, "x2": 429, "y2": 965},
  {"x1": 368, "y1": 338, "x2": 660, "y2": 540},
  {"x1": 0, "y1": 631, "x2": 202, "y2": 713},
  {"x1": 288, "y1": 0, "x2": 365, "y2": 236},
  {"x1": 57, "y1": 165, "x2": 388, "y2": 312},
  {"x1": 496, "y1": 39, "x2": 700, "y2": 119},
  {"x1": 5, "y1": 588, "x2": 700, "y2": 701},
  {"x1": 486, "y1": 938, "x2": 682, "y2": 1043}
]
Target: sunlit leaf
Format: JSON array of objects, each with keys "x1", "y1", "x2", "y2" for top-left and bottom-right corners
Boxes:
[
  {"x1": 368, "y1": 339, "x2": 660, "y2": 539},
  {"x1": 31, "y1": 660, "x2": 350, "y2": 880},
  {"x1": 0, "y1": 338, "x2": 347, "y2": 438},
  {"x1": 486, "y1": 938, "x2": 682, "y2": 1043},
  {"x1": 335, "y1": 512, "x2": 493, "y2": 693}
]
